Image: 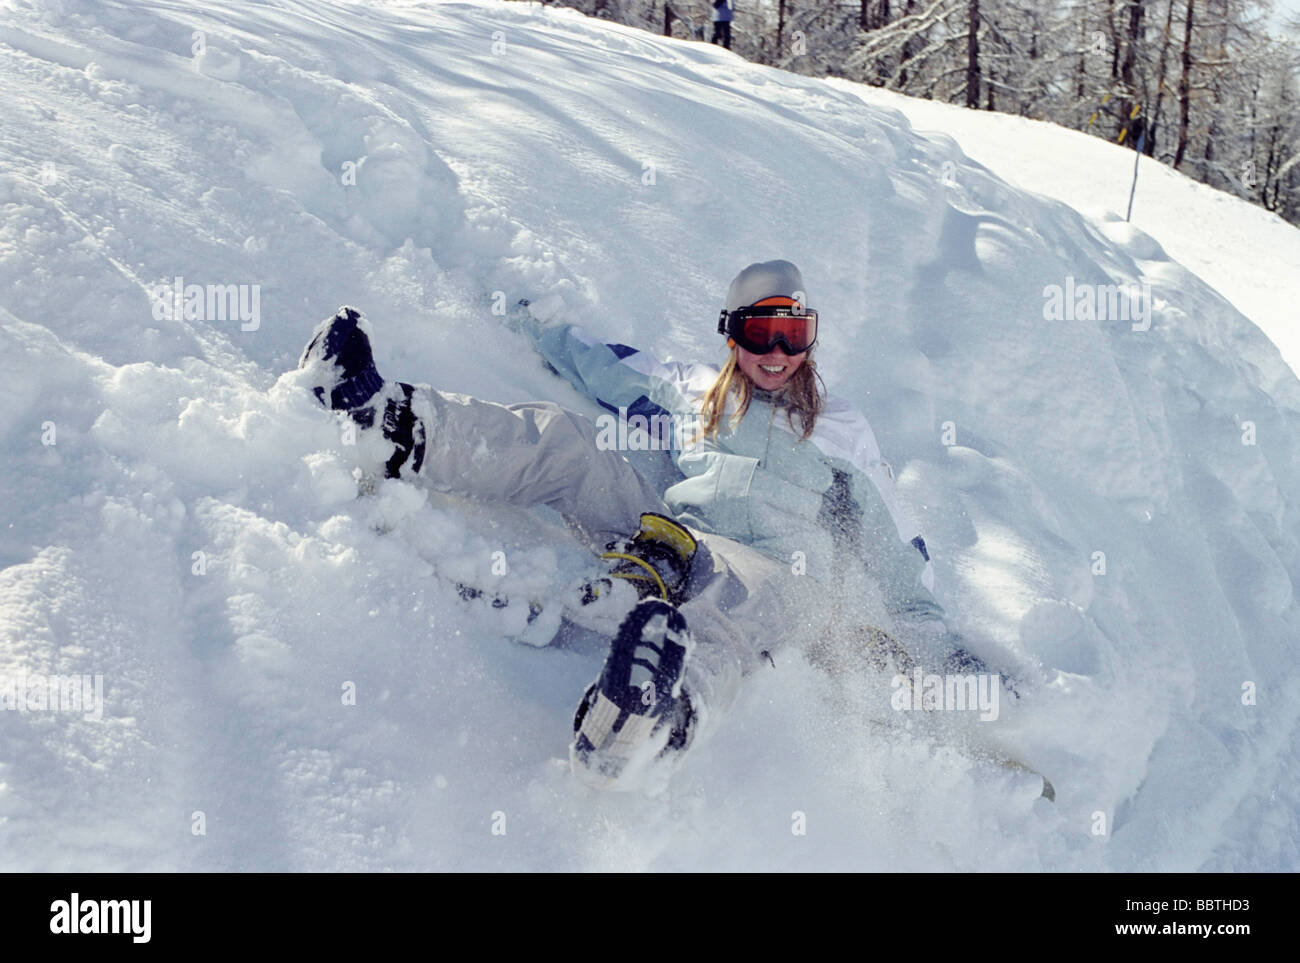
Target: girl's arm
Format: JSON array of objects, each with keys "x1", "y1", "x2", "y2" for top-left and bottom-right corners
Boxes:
[
  {"x1": 811, "y1": 397, "x2": 957, "y2": 654},
  {"x1": 839, "y1": 448, "x2": 996, "y2": 674},
  {"x1": 513, "y1": 297, "x2": 715, "y2": 422}
]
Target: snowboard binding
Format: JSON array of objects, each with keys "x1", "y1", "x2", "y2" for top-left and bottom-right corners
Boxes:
[{"x1": 600, "y1": 512, "x2": 698, "y2": 606}]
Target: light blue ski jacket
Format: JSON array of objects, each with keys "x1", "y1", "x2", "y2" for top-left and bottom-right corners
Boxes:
[{"x1": 518, "y1": 311, "x2": 951, "y2": 644}]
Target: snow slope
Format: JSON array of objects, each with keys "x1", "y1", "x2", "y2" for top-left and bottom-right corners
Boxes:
[
  {"x1": 841, "y1": 82, "x2": 1300, "y2": 381},
  {"x1": 1, "y1": 0, "x2": 1297, "y2": 870}
]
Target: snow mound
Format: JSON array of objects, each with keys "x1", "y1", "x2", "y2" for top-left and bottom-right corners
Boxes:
[{"x1": 1, "y1": 0, "x2": 1297, "y2": 870}]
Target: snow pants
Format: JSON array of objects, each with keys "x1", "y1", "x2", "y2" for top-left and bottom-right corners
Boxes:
[{"x1": 404, "y1": 387, "x2": 811, "y2": 743}]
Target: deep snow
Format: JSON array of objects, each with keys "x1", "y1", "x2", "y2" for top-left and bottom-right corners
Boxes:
[{"x1": 0, "y1": 0, "x2": 1297, "y2": 870}]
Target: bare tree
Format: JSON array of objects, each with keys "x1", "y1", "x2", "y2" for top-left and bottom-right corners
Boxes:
[
  {"x1": 1174, "y1": 0, "x2": 1196, "y2": 166},
  {"x1": 509, "y1": 0, "x2": 1298, "y2": 226},
  {"x1": 1118, "y1": 1, "x2": 1148, "y2": 144}
]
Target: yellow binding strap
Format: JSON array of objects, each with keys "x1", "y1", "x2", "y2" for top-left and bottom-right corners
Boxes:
[
  {"x1": 600, "y1": 551, "x2": 668, "y2": 601},
  {"x1": 637, "y1": 513, "x2": 697, "y2": 563}
]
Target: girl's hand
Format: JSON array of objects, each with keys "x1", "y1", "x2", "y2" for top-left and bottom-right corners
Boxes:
[
  {"x1": 522, "y1": 293, "x2": 566, "y2": 326},
  {"x1": 501, "y1": 294, "x2": 564, "y2": 333}
]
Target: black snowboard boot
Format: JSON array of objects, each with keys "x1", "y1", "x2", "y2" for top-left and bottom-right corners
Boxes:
[
  {"x1": 299, "y1": 306, "x2": 426, "y2": 479},
  {"x1": 571, "y1": 598, "x2": 697, "y2": 789}
]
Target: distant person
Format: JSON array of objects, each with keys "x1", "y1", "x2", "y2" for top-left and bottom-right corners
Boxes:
[
  {"x1": 711, "y1": 0, "x2": 733, "y2": 49},
  {"x1": 1125, "y1": 115, "x2": 1147, "y2": 152}
]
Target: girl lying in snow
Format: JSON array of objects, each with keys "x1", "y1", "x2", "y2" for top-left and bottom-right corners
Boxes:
[{"x1": 297, "y1": 260, "x2": 986, "y2": 790}]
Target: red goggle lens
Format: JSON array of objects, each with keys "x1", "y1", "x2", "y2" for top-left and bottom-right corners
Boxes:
[{"x1": 732, "y1": 309, "x2": 817, "y2": 355}]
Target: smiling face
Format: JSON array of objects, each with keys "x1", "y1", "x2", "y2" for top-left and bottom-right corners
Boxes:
[{"x1": 735, "y1": 343, "x2": 807, "y2": 391}]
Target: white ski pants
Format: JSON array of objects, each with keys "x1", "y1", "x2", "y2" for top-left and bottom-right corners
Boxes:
[{"x1": 405, "y1": 387, "x2": 817, "y2": 739}]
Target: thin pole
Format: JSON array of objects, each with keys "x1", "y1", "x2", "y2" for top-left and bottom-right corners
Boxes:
[{"x1": 1126, "y1": 130, "x2": 1146, "y2": 221}]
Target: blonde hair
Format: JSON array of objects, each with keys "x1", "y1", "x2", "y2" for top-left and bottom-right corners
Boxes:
[{"x1": 698, "y1": 346, "x2": 825, "y2": 441}]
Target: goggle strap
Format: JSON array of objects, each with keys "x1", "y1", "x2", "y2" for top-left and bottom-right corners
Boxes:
[{"x1": 729, "y1": 304, "x2": 816, "y2": 322}]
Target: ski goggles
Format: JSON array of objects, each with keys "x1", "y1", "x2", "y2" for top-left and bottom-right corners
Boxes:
[{"x1": 717, "y1": 302, "x2": 818, "y2": 356}]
